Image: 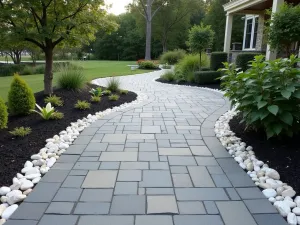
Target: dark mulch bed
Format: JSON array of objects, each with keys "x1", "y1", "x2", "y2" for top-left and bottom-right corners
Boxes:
[
  {"x1": 0, "y1": 84, "x2": 137, "y2": 187},
  {"x1": 229, "y1": 115, "x2": 300, "y2": 194},
  {"x1": 156, "y1": 78, "x2": 221, "y2": 90}
]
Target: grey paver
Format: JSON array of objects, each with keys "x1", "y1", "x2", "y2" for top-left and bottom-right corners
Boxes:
[
  {"x1": 188, "y1": 166, "x2": 215, "y2": 187},
  {"x1": 178, "y1": 201, "x2": 206, "y2": 214},
  {"x1": 107, "y1": 145, "x2": 125, "y2": 151},
  {"x1": 139, "y1": 143, "x2": 158, "y2": 151},
  {"x1": 73, "y1": 136, "x2": 93, "y2": 145},
  {"x1": 80, "y1": 189, "x2": 113, "y2": 202},
  {"x1": 170, "y1": 166, "x2": 188, "y2": 174},
  {"x1": 236, "y1": 187, "x2": 265, "y2": 199},
  {"x1": 99, "y1": 162, "x2": 120, "y2": 169},
  {"x1": 139, "y1": 152, "x2": 159, "y2": 161},
  {"x1": 69, "y1": 170, "x2": 88, "y2": 176},
  {"x1": 127, "y1": 134, "x2": 154, "y2": 140},
  {"x1": 73, "y1": 162, "x2": 100, "y2": 170},
  {"x1": 204, "y1": 201, "x2": 219, "y2": 214},
  {"x1": 146, "y1": 188, "x2": 174, "y2": 195},
  {"x1": 62, "y1": 176, "x2": 85, "y2": 188},
  {"x1": 226, "y1": 188, "x2": 241, "y2": 200},
  {"x1": 78, "y1": 157, "x2": 98, "y2": 162},
  {"x1": 53, "y1": 188, "x2": 82, "y2": 202},
  {"x1": 244, "y1": 199, "x2": 278, "y2": 214},
  {"x1": 41, "y1": 170, "x2": 69, "y2": 183},
  {"x1": 158, "y1": 148, "x2": 191, "y2": 156},
  {"x1": 150, "y1": 162, "x2": 169, "y2": 170},
  {"x1": 45, "y1": 202, "x2": 74, "y2": 214},
  {"x1": 135, "y1": 215, "x2": 173, "y2": 225},
  {"x1": 110, "y1": 195, "x2": 146, "y2": 214},
  {"x1": 78, "y1": 215, "x2": 134, "y2": 225},
  {"x1": 118, "y1": 170, "x2": 142, "y2": 181},
  {"x1": 168, "y1": 156, "x2": 197, "y2": 166},
  {"x1": 38, "y1": 215, "x2": 78, "y2": 225},
  {"x1": 81, "y1": 151, "x2": 101, "y2": 157},
  {"x1": 25, "y1": 182, "x2": 60, "y2": 203},
  {"x1": 10, "y1": 202, "x2": 48, "y2": 220},
  {"x1": 147, "y1": 195, "x2": 178, "y2": 214},
  {"x1": 51, "y1": 162, "x2": 75, "y2": 170},
  {"x1": 141, "y1": 126, "x2": 161, "y2": 133},
  {"x1": 57, "y1": 155, "x2": 80, "y2": 163},
  {"x1": 74, "y1": 202, "x2": 110, "y2": 214},
  {"x1": 172, "y1": 174, "x2": 193, "y2": 187},
  {"x1": 211, "y1": 174, "x2": 232, "y2": 187},
  {"x1": 82, "y1": 170, "x2": 117, "y2": 188},
  {"x1": 174, "y1": 215, "x2": 224, "y2": 225},
  {"x1": 207, "y1": 166, "x2": 224, "y2": 174},
  {"x1": 64, "y1": 145, "x2": 86, "y2": 155},
  {"x1": 226, "y1": 173, "x2": 256, "y2": 187},
  {"x1": 175, "y1": 188, "x2": 229, "y2": 201},
  {"x1": 216, "y1": 201, "x2": 257, "y2": 225},
  {"x1": 120, "y1": 162, "x2": 149, "y2": 170},
  {"x1": 253, "y1": 214, "x2": 289, "y2": 225},
  {"x1": 140, "y1": 170, "x2": 172, "y2": 187},
  {"x1": 85, "y1": 143, "x2": 108, "y2": 152},
  {"x1": 4, "y1": 220, "x2": 38, "y2": 225},
  {"x1": 114, "y1": 182, "x2": 138, "y2": 195},
  {"x1": 195, "y1": 157, "x2": 218, "y2": 166},
  {"x1": 190, "y1": 146, "x2": 212, "y2": 156},
  {"x1": 102, "y1": 134, "x2": 126, "y2": 143},
  {"x1": 100, "y1": 152, "x2": 138, "y2": 161}
]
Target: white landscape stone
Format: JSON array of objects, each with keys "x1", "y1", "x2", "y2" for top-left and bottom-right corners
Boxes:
[
  {"x1": 295, "y1": 196, "x2": 300, "y2": 207},
  {"x1": 47, "y1": 157, "x2": 56, "y2": 167},
  {"x1": 30, "y1": 154, "x2": 42, "y2": 160},
  {"x1": 282, "y1": 189, "x2": 296, "y2": 198},
  {"x1": 262, "y1": 189, "x2": 277, "y2": 198},
  {"x1": 20, "y1": 180, "x2": 34, "y2": 191},
  {"x1": 292, "y1": 207, "x2": 300, "y2": 216},
  {"x1": 32, "y1": 177, "x2": 41, "y2": 184},
  {"x1": 1, "y1": 204, "x2": 18, "y2": 220},
  {"x1": 287, "y1": 213, "x2": 297, "y2": 225},
  {"x1": 266, "y1": 169, "x2": 280, "y2": 180},
  {"x1": 25, "y1": 173, "x2": 41, "y2": 180},
  {"x1": 274, "y1": 201, "x2": 291, "y2": 217},
  {"x1": 0, "y1": 204, "x2": 7, "y2": 217},
  {"x1": 0, "y1": 197, "x2": 7, "y2": 203},
  {"x1": 0, "y1": 218, "x2": 5, "y2": 225},
  {"x1": 24, "y1": 161, "x2": 33, "y2": 168},
  {"x1": 0, "y1": 187, "x2": 10, "y2": 196}
]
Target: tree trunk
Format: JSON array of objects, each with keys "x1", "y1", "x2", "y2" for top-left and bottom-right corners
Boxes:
[
  {"x1": 15, "y1": 51, "x2": 21, "y2": 64},
  {"x1": 44, "y1": 47, "x2": 54, "y2": 95},
  {"x1": 145, "y1": 1, "x2": 152, "y2": 60}
]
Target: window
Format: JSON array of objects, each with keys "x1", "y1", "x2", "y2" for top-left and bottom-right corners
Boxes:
[{"x1": 243, "y1": 16, "x2": 259, "y2": 50}]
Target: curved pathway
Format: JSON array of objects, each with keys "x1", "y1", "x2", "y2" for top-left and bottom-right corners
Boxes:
[{"x1": 6, "y1": 70, "x2": 287, "y2": 225}]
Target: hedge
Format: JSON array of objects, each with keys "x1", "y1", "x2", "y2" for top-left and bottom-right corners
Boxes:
[
  {"x1": 194, "y1": 71, "x2": 221, "y2": 84},
  {"x1": 236, "y1": 53, "x2": 258, "y2": 71},
  {"x1": 210, "y1": 52, "x2": 228, "y2": 71}
]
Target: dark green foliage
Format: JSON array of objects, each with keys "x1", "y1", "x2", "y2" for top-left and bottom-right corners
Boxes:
[
  {"x1": 160, "y1": 71, "x2": 175, "y2": 82},
  {"x1": 0, "y1": 97, "x2": 8, "y2": 129},
  {"x1": 138, "y1": 61, "x2": 159, "y2": 70},
  {"x1": 194, "y1": 71, "x2": 221, "y2": 84},
  {"x1": 210, "y1": 52, "x2": 227, "y2": 71},
  {"x1": 0, "y1": 64, "x2": 25, "y2": 77},
  {"x1": 199, "y1": 67, "x2": 210, "y2": 71},
  {"x1": 57, "y1": 63, "x2": 86, "y2": 90},
  {"x1": 160, "y1": 49, "x2": 186, "y2": 65},
  {"x1": 20, "y1": 65, "x2": 35, "y2": 75},
  {"x1": 221, "y1": 55, "x2": 300, "y2": 138},
  {"x1": 8, "y1": 74, "x2": 36, "y2": 115},
  {"x1": 106, "y1": 77, "x2": 120, "y2": 92},
  {"x1": 236, "y1": 53, "x2": 258, "y2": 71}
]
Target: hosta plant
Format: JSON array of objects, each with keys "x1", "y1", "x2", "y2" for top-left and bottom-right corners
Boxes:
[
  {"x1": 220, "y1": 55, "x2": 300, "y2": 139},
  {"x1": 31, "y1": 103, "x2": 55, "y2": 120}
]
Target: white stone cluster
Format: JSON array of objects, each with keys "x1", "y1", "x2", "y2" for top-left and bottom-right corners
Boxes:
[
  {"x1": 215, "y1": 108, "x2": 300, "y2": 225},
  {"x1": 0, "y1": 92, "x2": 147, "y2": 224}
]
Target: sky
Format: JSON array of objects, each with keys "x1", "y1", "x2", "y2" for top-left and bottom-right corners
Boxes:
[{"x1": 105, "y1": 0, "x2": 133, "y2": 15}]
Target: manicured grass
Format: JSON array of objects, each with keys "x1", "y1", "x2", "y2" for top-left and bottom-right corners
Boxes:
[{"x1": 0, "y1": 60, "x2": 149, "y2": 100}]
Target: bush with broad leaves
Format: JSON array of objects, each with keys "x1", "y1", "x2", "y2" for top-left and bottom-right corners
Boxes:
[{"x1": 220, "y1": 55, "x2": 300, "y2": 139}]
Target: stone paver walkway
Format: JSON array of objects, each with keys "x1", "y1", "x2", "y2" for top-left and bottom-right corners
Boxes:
[{"x1": 6, "y1": 70, "x2": 288, "y2": 225}]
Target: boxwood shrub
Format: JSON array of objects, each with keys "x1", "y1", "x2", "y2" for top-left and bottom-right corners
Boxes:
[
  {"x1": 138, "y1": 61, "x2": 159, "y2": 70},
  {"x1": 210, "y1": 52, "x2": 227, "y2": 71},
  {"x1": 236, "y1": 53, "x2": 258, "y2": 71},
  {"x1": 194, "y1": 71, "x2": 221, "y2": 84},
  {"x1": 160, "y1": 49, "x2": 186, "y2": 65}
]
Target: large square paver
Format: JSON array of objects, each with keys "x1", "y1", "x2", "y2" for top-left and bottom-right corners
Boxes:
[
  {"x1": 118, "y1": 170, "x2": 141, "y2": 181},
  {"x1": 158, "y1": 148, "x2": 192, "y2": 156},
  {"x1": 178, "y1": 201, "x2": 206, "y2": 214},
  {"x1": 24, "y1": 182, "x2": 60, "y2": 203},
  {"x1": 147, "y1": 196, "x2": 178, "y2": 214},
  {"x1": 99, "y1": 152, "x2": 137, "y2": 161},
  {"x1": 188, "y1": 166, "x2": 215, "y2": 187},
  {"x1": 102, "y1": 134, "x2": 126, "y2": 143},
  {"x1": 78, "y1": 216, "x2": 134, "y2": 225},
  {"x1": 80, "y1": 189, "x2": 113, "y2": 202},
  {"x1": 110, "y1": 195, "x2": 146, "y2": 214},
  {"x1": 45, "y1": 202, "x2": 74, "y2": 214},
  {"x1": 115, "y1": 182, "x2": 138, "y2": 195},
  {"x1": 136, "y1": 215, "x2": 173, "y2": 225},
  {"x1": 10, "y1": 203, "x2": 48, "y2": 220},
  {"x1": 82, "y1": 170, "x2": 117, "y2": 188},
  {"x1": 139, "y1": 143, "x2": 158, "y2": 151},
  {"x1": 53, "y1": 188, "x2": 82, "y2": 202},
  {"x1": 172, "y1": 174, "x2": 193, "y2": 187},
  {"x1": 140, "y1": 170, "x2": 173, "y2": 187}
]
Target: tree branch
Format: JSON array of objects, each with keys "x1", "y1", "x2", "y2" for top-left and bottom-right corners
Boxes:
[
  {"x1": 24, "y1": 38, "x2": 45, "y2": 50},
  {"x1": 61, "y1": 2, "x2": 88, "y2": 21}
]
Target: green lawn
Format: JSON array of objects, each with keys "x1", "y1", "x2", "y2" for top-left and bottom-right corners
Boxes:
[{"x1": 0, "y1": 60, "x2": 149, "y2": 100}]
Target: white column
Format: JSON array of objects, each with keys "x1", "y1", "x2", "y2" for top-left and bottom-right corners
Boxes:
[
  {"x1": 224, "y1": 13, "x2": 233, "y2": 53},
  {"x1": 266, "y1": 0, "x2": 284, "y2": 60}
]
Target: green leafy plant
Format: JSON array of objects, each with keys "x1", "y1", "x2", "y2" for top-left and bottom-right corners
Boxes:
[
  {"x1": 89, "y1": 87, "x2": 102, "y2": 97},
  {"x1": 20, "y1": 65, "x2": 35, "y2": 75},
  {"x1": 107, "y1": 77, "x2": 120, "y2": 92},
  {"x1": 109, "y1": 94, "x2": 120, "y2": 101},
  {"x1": 8, "y1": 74, "x2": 36, "y2": 115},
  {"x1": 102, "y1": 90, "x2": 112, "y2": 95},
  {"x1": 194, "y1": 71, "x2": 221, "y2": 84},
  {"x1": 138, "y1": 61, "x2": 159, "y2": 69},
  {"x1": 210, "y1": 52, "x2": 228, "y2": 71},
  {"x1": 160, "y1": 71, "x2": 175, "y2": 82},
  {"x1": 160, "y1": 49, "x2": 186, "y2": 65},
  {"x1": 50, "y1": 111, "x2": 64, "y2": 120},
  {"x1": 57, "y1": 63, "x2": 86, "y2": 90},
  {"x1": 91, "y1": 96, "x2": 101, "y2": 103},
  {"x1": 31, "y1": 103, "x2": 55, "y2": 120},
  {"x1": 9, "y1": 127, "x2": 32, "y2": 137},
  {"x1": 0, "y1": 97, "x2": 8, "y2": 129},
  {"x1": 74, "y1": 100, "x2": 91, "y2": 110},
  {"x1": 119, "y1": 89, "x2": 128, "y2": 95},
  {"x1": 220, "y1": 55, "x2": 300, "y2": 139},
  {"x1": 236, "y1": 53, "x2": 258, "y2": 72},
  {"x1": 44, "y1": 95, "x2": 63, "y2": 106}
]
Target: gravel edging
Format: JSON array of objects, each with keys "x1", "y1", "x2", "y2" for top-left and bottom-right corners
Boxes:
[{"x1": 0, "y1": 88, "x2": 148, "y2": 223}]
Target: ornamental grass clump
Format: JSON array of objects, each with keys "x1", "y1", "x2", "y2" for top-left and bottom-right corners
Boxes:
[
  {"x1": 109, "y1": 94, "x2": 120, "y2": 101},
  {"x1": 8, "y1": 74, "x2": 36, "y2": 115},
  {"x1": 9, "y1": 127, "x2": 32, "y2": 137},
  {"x1": 106, "y1": 77, "x2": 120, "y2": 92},
  {"x1": 57, "y1": 63, "x2": 86, "y2": 90},
  {"x1": 220, "y1": 55, "x2": 300, "y2": 139},
  {"x1": 44, "y1": 95, "x2": 63, "y2": 106},
  {"x1": 74, "y1": 100, "x2": 90, "y2": 110}
]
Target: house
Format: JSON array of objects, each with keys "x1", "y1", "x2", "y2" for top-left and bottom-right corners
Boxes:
[{"x1": 223, "y1": 0, "x2": 299, "y2": 61}]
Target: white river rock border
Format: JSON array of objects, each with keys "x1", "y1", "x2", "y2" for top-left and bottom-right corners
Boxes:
[{"x1": 0, "y1": 89, "x2": 148, "y2": 224}]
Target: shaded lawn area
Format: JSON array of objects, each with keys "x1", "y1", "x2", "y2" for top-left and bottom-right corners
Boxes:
[{"x1": 0, "y1": 60, "x2": 149, "y2": 100}]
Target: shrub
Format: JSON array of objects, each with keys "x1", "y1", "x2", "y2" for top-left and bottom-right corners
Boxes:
[
  {"x1": 44, "y1": 95, "x2": 63, "y2": 106},
  {"x1": 9, "y1": 127, "x2": 31, "y2": 137},
  {"x1": 160, "y1": 49, "x2": 186, "y2": 65},
  {"x1": 89, "y1": 87, "x2": 102, "y2": 97},
  {"x1": 160, "y1": 71, "x2": 175, "y2": 82},
  {"x1": 0, "y1": 64, "x2": 25, "y2": 77},
  {"x1": 32, "y1": 103, "x2": 55, "y2": 120},
  {"x1": 109, "y1": 94, "x2": 120, "y2": 101},
  {"x1": 175, "y1": 54, "x2": 209, "y2": 81},
  {"x1": 75, "y1": 100, "x2": 90, "y2": 110},
  {"x1": 194, "y1": 71, "x2": 221, "y2": 84},
  {"x1": 102, "y1": 90, "x2": 112, "y2": 95},
  {"x1": 107, "y1": 77, "x2": 120, "y2": 92},
  {"x1": 57, "y1": 63, "x2": 86, "y2": 90},
  {"x1": 138, "y1": 61, "x2": 159, "y2": 70},
  {"x1": 91, "y1": 96, "x2": 101, "y2": 103},
  {"x1": 8, "y1": 74, "x2": 36, "y2": 115},
  {"x1": 0, "y1": 97, "x2": 8, "y2": 129},
  {"x1": 210, "y1": 52, "x2": 228, "y2": 71},
  {"x1": 35, "y1": 65, "x2": 45, "y2": 74},
  {"x1": 119, "y1": 89, "x2": 128, "y2": 95},
  {"x1": 221, "y1": 55, "x2": 300, "y2": 138},
  {"x1": 20, "y1": 65, "x2": 35, "y2": 75},
  {"x1": 236, "y1": 53, "x2": 258, "y2": 71},
  {"x1": 50, "y1": 112, "x2": 64, "y2": 120}
]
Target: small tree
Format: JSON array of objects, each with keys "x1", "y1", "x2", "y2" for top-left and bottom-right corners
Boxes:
[
  {"x1": 267, "y1": 3, "x2": 300, "y2": 57},
  {"x1": 187, "y1": 24, "x2": 214, "y2": 68}
]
